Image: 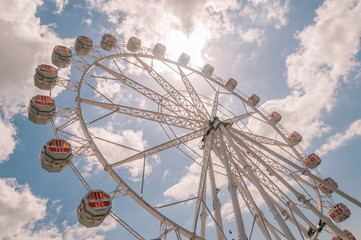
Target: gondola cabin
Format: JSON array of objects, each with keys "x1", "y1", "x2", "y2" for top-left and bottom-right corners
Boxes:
[
  {"x1": 341, "y1": 230, "x2": 356, "y2": 240},
  {"x1": 77, "y1": 190, "x2": 112, "y2": 228},
  {"x1": 34, "y1": 64, "x2": 58, "y2": 90},
  {"x1": 153, "y1": 43, "x2": 166, "y2": 58},
  {"x1": 75, "y1": 36, "x2": 93, "y2": 56},
  {"x1": 202, "y1": 64, "x2": 214, "y2": 77},
  {"x1": 332, "y1": 230, "x2": 356, "y2": 240},
  {"x1": 225, "y1": 78, "x2": 238, "y2": 91},
  {"x1": 41, "y1": 138, "x2": 72, "y2": 172},
  {"x1": 329, "y1": 203, "x2": 351, "y2": 223},
  {"x1": 100, "y1": 34, "x2": 117, "y2": 51},
  {"x1": 319, "y1": 177, "x2": 338, "y2": 195},
  {"x1": 268, "y1": 111, "x2": 282, "y2": 125},
  {"x1": 52, "y1": 45, "x2": 72, "y2": 68},
  {"x1": 248, "y1": 94, "x2": 260, "y2": 106},
  {"x1": 288, "y1": 131, "x2": 302, "y2": 146},
  {"x1": 178, "y1": 53, "x2": 190, "y2": 66},
  {"x1": 28, "y1": 95, "x2": 55, "y2": 125},
  {"x1": 304, "y1": 153, "x2": 321, "y2": 169},
  {"x1": 127, "y1": 37, "x2": 141, "y2": 52}
]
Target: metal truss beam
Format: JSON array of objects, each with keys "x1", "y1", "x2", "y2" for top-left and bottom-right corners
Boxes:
[
  {"x1": 192, "y1": 130, "x2": 214, "y2": 235},
  {"x1": 212, "y1": 146, "x2": 273, "y2": 240},
  {"x1": 80, "y1": 98, "x2": 204, "y2": 130},
  {"x1": 178, "y1": 66, "x2": 210, "y2": 120},
  {"x1": 224, "y1": 112, "x2": 255, "y2": 125},
  {"x1": 240, "y1": 131, "x2": 289, "y2": 147},
  {"x1": 230, "y1": 126, "x2": 361, "y2": 209},
  {"x1": 219, "y1": 125, "x2": 296, "y2": 240},
  {"x1": 94, "y1": 62, "x2": 200, "y2": 120},
  {"x1": 217, "y1": 129, "x2": 247, "y2": 240},
  {"x1": 134, "y1": 56, "x2": 204, "y2": 121},
  {"x1": 111, "y1": 127, "x2": 207, "y2": 167},
  {"x1": 228, "y1": 128, "x2": 349, "y2": 239}
]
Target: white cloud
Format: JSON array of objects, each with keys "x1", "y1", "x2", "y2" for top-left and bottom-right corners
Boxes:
[
  {"x1": 88, "y1": 123, "x2": 160, "y2": 181},
  {"x1": 95, "y1": 77, "x2": 124, "y2": 102},
  {"x1": 240, "y1": 0, "x2": 290, "y2": 29},
  {"x1": 54, "y1": 0, "x2": 69, "y2": 14},
  {"x1": 0, "y1": 178, "x2": 48, "y2": 239},
  {"x1": 0, "y1": 177, "x2": 117, "y2": 240},
  {"x1": 0, "y1": 118, "x2": 17, "y2": 163},
  {"x1": 238, "y1": 28, "x2": 265, "y2": 45},
  {"x1": 85, "y1": 0, "x2": 241, "y2": 65},
  {"x1": 0, "y1": 0, "x2": 73, "y2": 163},
  {"x1": 163, "y1": 162, "x2": 201, "y2": 200},
  {"x1": 257, "y1": 0, "x2": 361, "y2": 149},
  {"x1": 0, "y1": 0, "x2": 73, "y2": 118},
  {"x1": 316, "y1": 119, "x2": 361, "y2": 156},
  {"x1": 82, "y1": 18, "x2": 92, "y2": 26},
  {"x1": 63, "y1": 217, "x2": 117, "y2": 240}
]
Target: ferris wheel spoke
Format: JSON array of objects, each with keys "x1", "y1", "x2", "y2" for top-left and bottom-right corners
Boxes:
[
  {"x1": 91, "y1": 134, "x2": 142, "y2": 153},
  {"x1": 80, "y1": 98, "x2": 204, "y2": 130},
  {"x1": 223, "y1": 112, "x2": 255, "y2": 125},
  {"x1": 83, "y1": 78, "x2": 115, "y2": 104},
  {"x1": 177, "y1": 66, "x2": 210, "y2": 120},
  {"x1": 220, "y1": 144, "x2": 315, "y2": 238},
  {"x1": 242, "y1": 142, "x2": 315, "y2": 189},
  {"x1": 104, "y1": 164, "x2": 204, "y2": 240},
  {"x1": 110, "y1": 127, "x2": 208, "y2": 168},
  {"x1": 192, "y1": 130, "x2": 214, "y2": 236},
  {"x1": 134, "y1": 56, "x2": 205, "y2": 121},
  {"x1": 225, "y1": 151, "x2": 308, "y2": 239},
  {"x1": 94, "y1": 62, "x2": 202, "y2": 119},
  {"x1": 109, "y1": 211, "x2": 145, "y2": 240},
  {"x1": 213, "y1": 146, "x2": 273, "y2": 240},
  {"x1": 219, "y1": 125, "x2": 297, "y2": 240},
  {"x1": 159, "y1": 123, "x2": 227, "y2": 176},
  {"x1": 206, "y1": 154, "x2": 226, "y2": 240},
  {"x1": 210, "y1": 87, "x2": 219, "y2": 118},
  {"x1": 226, "y1": 141, "x2": 316, "y2": 231},
  {"x1": 239, "y1": 131, "x2": 289, "y2": 147},
  {"x1": 217, "y1": 129, "x2": 248, "y2": 240},
  {"x1": 230, "y1": 126, "x2": 361, "y2": 209},
  {"x1": 227, "y1": 129, "x2": 349, "y2": 239},
  {"x1": 229, "y1": 132, "x2": 320, "y2": 213}
]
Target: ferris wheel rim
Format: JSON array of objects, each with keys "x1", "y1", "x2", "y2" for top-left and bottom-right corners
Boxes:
[
  {"x1": 76, "y1": 48, "x2": 320, "y2": 236},
  {"x1": 52, "y1": 43, "x2": 350, "y2": 239}
]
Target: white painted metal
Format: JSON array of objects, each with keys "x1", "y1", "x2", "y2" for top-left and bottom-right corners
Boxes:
[
  {"x1": 192, "y1": 131, "x2": 214, "y2": 234},
  {"x1": 229, "y1": 127, "x2": 349, "y2": 239},
  {"x1": 177, "y1": 66, "x2": 210, "y2": 120},
  {"x1": 80, "y1": 98, "x2": 203, "y2": 130},
  {"x1": 231, "y1": 126, "x2": 361, "y2": 208},
  {"x1": 217, "y1": 129, "x2": 248, "y2": 240},
  {"x1": 220, "y1": 125, "x2": 296, "y2": 240},
  {"x1": 41, "y1": 41, "x2": 361, "y2": 240},
  {"x1": 76, "y1": 63, "x2": 205, "y2": 240},
  {"x1": 135, "y1": 56, "x2": 205, "y2": 121}
]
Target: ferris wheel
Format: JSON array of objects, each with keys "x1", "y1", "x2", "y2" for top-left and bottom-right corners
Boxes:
[{"x1": 27, "y1": 34, "x2": 360, "y2": 240}]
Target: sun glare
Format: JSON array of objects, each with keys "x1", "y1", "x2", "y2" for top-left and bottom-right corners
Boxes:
[{"x1": 163, "y1": 25, "x2": 210, "y2": 67}]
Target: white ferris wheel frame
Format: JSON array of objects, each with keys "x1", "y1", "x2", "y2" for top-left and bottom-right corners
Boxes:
[{"x1": 47, "y1": 42, "x2": 360, "y2": 240}]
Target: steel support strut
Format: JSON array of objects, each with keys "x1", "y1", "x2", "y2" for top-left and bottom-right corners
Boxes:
[
  {"x1": 229, "y1": 127, "x2": 349, "y2": 239},
  {"x1": 219, "y1": 125, "x2": 296, "y2": 240},
  {"x1": 217, "y1": 129, "x2": 248, "y2": 240}
]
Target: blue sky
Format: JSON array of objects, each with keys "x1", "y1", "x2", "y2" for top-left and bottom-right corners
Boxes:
[{"x1": 0, "y1": 0, "x2": 361, "y2": 239}]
